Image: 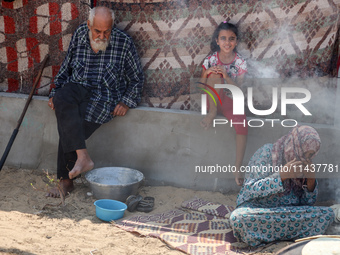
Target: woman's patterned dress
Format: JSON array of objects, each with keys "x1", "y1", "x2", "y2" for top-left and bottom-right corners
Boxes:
[{"x1": 230, "y1": 144, "x2": 335, "y2": 246}]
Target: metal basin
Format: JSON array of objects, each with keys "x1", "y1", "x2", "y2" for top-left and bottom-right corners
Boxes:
[{"x1": 85, "y1": 167, "x2": 144, "y2": 202}]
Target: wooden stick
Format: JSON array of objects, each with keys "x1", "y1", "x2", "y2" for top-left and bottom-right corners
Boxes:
[{"x1": 0, "y1": 55, "x2": 49, "y2": 171}]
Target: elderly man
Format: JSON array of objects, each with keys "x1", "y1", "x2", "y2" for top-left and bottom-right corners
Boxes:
[{"x1": 47, "y1": 6, "x2": 144, "y2": 197}]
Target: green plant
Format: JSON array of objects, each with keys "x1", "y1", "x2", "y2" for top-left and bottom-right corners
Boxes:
[{"x1": 31, "y1": 170, "x2": 66, "y2": 207}]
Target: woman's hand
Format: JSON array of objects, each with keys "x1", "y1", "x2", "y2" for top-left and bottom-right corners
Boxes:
[
  {"x1": 214, "y1": 65, "x2": 236, "y2": 85},
  {"x1": 203, "y1": 66, "x2": 228, "y2": 77},
  {"x1": 302, "y1": 159, "x2": 316, "y2": 191},
  {"x1": 202, "y1": 66, "x2": 235, "y2": 85},
  {"x1": 301, "y1": 159, "x2": 315, "y2": 179},
  {"x1": 214, "y1": 65, "x2": 228, "y2": 79},
  {"x1": 280, "y1": 158, "x2": 305, "y2": 181},
  {"x1": 203, "y1": 66, "x2": 220, "y2": 77},
  {"x1": 280, "y1": 158, "x2": 316, "y2": 192}
]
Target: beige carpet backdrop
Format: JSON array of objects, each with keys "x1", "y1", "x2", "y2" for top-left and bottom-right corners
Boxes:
[
  {"x1": 97, "y1": 0, "x2": 340, "y2": 112},
  {"x1": 1, "y1": 0, "x2": 339, "y2": 116}
]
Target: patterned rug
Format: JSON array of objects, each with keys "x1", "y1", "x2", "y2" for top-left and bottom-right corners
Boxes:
[{"x1": 114, "y1": 198, "x2": 249, "y2": 255}]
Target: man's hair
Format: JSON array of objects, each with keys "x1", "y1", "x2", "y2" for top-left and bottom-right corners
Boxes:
[{"x1": 88, "y1": 7, "x2": 115, "y2": 27}]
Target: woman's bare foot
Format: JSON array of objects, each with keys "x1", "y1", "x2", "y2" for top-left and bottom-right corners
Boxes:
[
  {"x1": 200, "y1": 112, "x2": 216, "y2": 130},
  {"x1": 68, "y1": 149, "x2": 94, "y2": 179},
  {"x1": 233, "y1": 171, "x2": 244, "y2": 186},
  {"x1": 45, "y1": 179, "x2": 74, "y2": 198},
  {"x1": 234, "y1": 176, "x2": 244, "y2": 186}
]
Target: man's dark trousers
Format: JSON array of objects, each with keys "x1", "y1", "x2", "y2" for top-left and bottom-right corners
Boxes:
[{"x1": 53, "y1": 83, "x2": 101, "y2": 180}]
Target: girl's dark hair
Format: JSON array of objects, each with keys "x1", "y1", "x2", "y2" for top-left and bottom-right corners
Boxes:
[{"x1": 210, "y1": 22, "x2": 238, "y2": 52}]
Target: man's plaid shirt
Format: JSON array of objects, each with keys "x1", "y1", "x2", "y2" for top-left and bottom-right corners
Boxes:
[{"x1": 49, "y1": 23, "x2": 144, "y2": 124}]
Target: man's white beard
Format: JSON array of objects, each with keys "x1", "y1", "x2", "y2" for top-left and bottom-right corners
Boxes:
[{"x1": 89, "y1": 30, "x2": 109, "y2": 52}]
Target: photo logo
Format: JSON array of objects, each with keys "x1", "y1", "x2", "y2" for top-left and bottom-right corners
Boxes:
[
  {"x1": 198, "y1": 83, "x2": 312, "y2": 128},
  {"x1": 196, "y1": 82, "x2": 222, "y2": 115}
]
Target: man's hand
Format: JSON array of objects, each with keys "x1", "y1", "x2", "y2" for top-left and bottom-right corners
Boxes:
[
  {"x1": 112, "y1": 102, "x2": 129, "y2": 116},
  {"x1": 48, "y1": 97, "x2": 55, "y2": 110}
]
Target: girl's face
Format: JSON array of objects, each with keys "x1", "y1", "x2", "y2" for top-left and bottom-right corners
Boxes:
[{"x1": 216, "y1": 29, "x2": 237, "y2": 55}]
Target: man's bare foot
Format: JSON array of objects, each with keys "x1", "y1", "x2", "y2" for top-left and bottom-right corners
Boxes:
[
  {"x1": 200, "y1": 113, "x2": 216, "y2": 130},
  {"x1": 68, "y1": 154, "x2": 94, "y2": 179},
  {"x1": 45, "y1": 179, "x2": 74, "y2": 198}
]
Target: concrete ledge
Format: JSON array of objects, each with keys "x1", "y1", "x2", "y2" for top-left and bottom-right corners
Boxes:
[{"x1": 1, "y1": 93, "x2": 339, "y2": 200}]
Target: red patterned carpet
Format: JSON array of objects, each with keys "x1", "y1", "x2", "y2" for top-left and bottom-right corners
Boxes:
[{"x1": 115, "y1": 197, "x2": 251, "y2": 255}]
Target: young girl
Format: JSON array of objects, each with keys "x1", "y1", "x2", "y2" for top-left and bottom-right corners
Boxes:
[{"x1": 200, "y1": 22, "x2": 247, "y2": 186}]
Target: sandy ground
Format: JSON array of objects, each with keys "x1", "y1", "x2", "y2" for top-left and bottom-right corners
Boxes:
[{"x1": 0, "y1": 167, "x2": 291, "y2": 255}]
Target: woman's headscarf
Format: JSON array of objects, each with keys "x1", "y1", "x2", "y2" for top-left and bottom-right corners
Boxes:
[{"x1": 271, "y1": 125, "x2": 321, "y2": 195}]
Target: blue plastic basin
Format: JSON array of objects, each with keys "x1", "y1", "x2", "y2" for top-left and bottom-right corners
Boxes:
[{"x1": 94, "y1": 199, "x2": 127, "y2": 222}]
